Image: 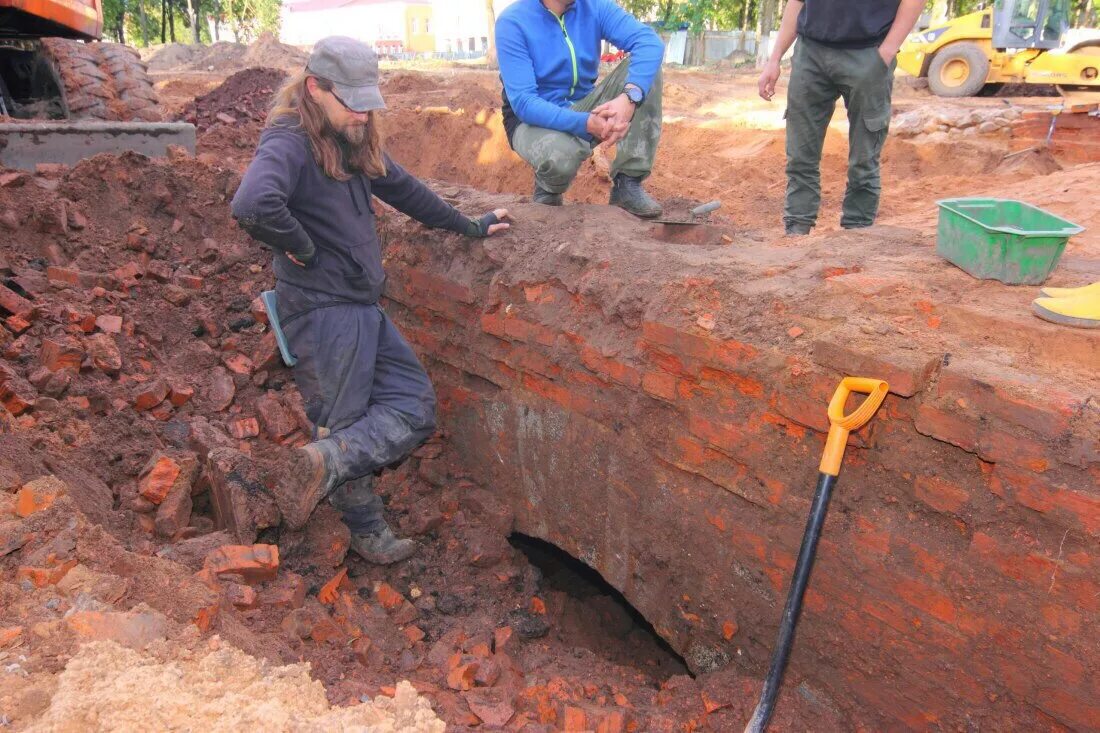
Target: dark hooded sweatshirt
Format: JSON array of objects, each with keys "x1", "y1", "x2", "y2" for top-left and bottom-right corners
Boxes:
[{"x1": 231, "y1": 123, "x2": 472, "y2": 315}]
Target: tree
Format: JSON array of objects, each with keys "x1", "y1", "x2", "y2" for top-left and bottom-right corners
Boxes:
[{"x1": 486, "y1": 0, "x2": 498, "y2": 68}]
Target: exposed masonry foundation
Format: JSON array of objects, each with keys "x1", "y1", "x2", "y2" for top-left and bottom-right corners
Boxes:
[{"x1": 379, "y1": 194, "x2": 1099, "y2": 730}]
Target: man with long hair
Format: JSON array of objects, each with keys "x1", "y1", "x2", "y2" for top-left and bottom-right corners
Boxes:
[
  {"x1": 496, "y1": 0, "x2": 665, "y2": 217},
  {"x1": 231, "y1": 37, "x2": 511, "y2": 564}
]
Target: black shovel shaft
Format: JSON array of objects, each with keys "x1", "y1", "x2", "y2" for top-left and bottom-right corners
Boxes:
[{"x1": 744, "y1": 472, "x2": 838, "y2": 733}]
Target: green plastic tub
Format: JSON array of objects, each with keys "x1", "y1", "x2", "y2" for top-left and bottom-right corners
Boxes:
[{"x1": 935, "y1": 198, "x2": 1084, "y2": 285}]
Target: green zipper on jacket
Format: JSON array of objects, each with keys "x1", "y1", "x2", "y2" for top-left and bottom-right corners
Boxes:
[{"x1": 545, "y1": 5, "x2": 579, "y2": 97}]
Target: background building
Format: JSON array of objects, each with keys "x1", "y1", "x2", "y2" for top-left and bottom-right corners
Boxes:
[{"x1": 281, "y1": 0, "x2": 435, "y2": 54}]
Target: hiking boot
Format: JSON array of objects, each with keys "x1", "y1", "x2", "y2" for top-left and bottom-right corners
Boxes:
[
  {"x1": 274, "y1": 440, "x2": 342, "y2": 531},
  {"x1": 533, "y1": 180, "x2": 563, "y2": 206},
  {"x1": 349, "y1": 525, "x2": 417, "y2": 565},
  {"x1": 610, "y1": 173, "x2": 662, "y2": 218}
]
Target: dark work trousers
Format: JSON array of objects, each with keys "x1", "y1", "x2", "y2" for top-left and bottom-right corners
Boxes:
[
  {"x1": 784, "y1": 36, "x2": 896, "y2": 231},
  {"x1": 280, "y1": 283, "x2": 436, "y2": 535}
]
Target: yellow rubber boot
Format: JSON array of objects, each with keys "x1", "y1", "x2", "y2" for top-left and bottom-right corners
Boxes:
[
  {"x1": 1032, "y1": 291, "x2": 1100, "y2": 329},
  {"x1": 1039, "y1": 280, "x2": 1100, "y2": 299}
]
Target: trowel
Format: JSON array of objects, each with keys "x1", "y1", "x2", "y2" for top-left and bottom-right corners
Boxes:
[{"x1": 654, "y1": 200, "x2": 721, "y2": 226}]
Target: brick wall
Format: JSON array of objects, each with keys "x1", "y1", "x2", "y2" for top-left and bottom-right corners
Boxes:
[{"x1": 379, "y1": 209, "x2": 1099, "y2": 730}]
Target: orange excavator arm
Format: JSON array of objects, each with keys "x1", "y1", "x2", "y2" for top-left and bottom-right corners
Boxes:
[{"x1": 0, "y1": 0, "x2": 102, "y2": 40}]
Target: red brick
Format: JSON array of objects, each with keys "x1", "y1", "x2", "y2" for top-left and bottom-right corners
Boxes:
[
  {"x1": 687, "y1": 412, "x2": 744, "y2": 450},
  {"x1": 991, "y1": 467, "x2": 1100, "y2": 538},
  {"x1": 913, "y1": 475, "x2": 970, "y2": 514},
  {"x1": 4, "y1": 314, "x2": 31, "y2": 335},
  {"x1": 503, "y1": 315, "x2": 557, "y2": 347},
  {"x1": 204, "y1": 544, "x2": 279, "y2": 584},
  {"x1": 39, "y1": 336, "x2": 84, "y2": 373},
  {"x1": 812, "y1": 338, "x2": 940, "y2": 397},
  {"x1": 177, "y1": 274, "x2": 204, "y2": 290},
  {"x1": 250, "y1": 296, "x2": 269, "y2": 325},
  {"x1": 46, "y1": 265, "x2": 82, "y2": 287},
  {"x1": 0, "y1": 283, "x2": 33, "y2": 316},
  {"x1": 139, "y1": 455, "x2": 183, "y2": 504},
  {"x1": 642, "y1": 321, "x2": 715, "y2": 362},
  {"x1": 641, "y1": 370, "x2": 678, "y2": 401},
  {"x1": 155, "y1": 477, "x2": 193, "y2": 538},
  {"x1": 168, "y1": 384, "x2": 194, "y2": 407},
  {"x1": 133, "y1": 378, "x2": 169, "y2": 411},
  {"x1": 970, "y1": 532, "x2": 1058, "y2": 590},
  {"x1": 914, "y1": 403, "x2": 979, "y2": 453},
  {"x1": 229, "y1": 417, "x2": 260, "y2": 439},
  {"x1": 894, "y1": 577, "x2": 956, "y2": 624},
  {"x1": 579, "y1": 345, "x2": 641, "y2": 388},
  {"x1": 222, "y1": 353, "x2": 253, "y2": 376},
  {"x1": 934, "y1": 364, "x2": 1080, "y2": 437},
  {"x1": 0, "y1": 364, "x2": 37, "y2": 416},
  {"x1": 401, "y1": 267, "x2": 475, "y2": 304}
]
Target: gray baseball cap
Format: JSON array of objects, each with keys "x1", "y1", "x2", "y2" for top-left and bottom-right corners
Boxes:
[{"x1": 306, "y1": 36, "x2": 386, "y2": 113}]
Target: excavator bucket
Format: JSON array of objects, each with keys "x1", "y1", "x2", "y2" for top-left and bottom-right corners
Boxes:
[{"x1": 0, "y1": 121, "x2": 196, "y2": 170}]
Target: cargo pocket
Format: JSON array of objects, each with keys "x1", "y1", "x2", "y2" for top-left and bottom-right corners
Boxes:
[{"x1": 863, "y1": 112, "x2": 891, "y2": 133}]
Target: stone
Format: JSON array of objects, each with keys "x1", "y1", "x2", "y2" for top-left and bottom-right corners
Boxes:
[
  {"x1": 86, "y1": 333, "x2": 122, "y2": 375},
  {"x1": 95, "y1": 314, "x2": 123, "y2": 333},
  {"x1": 204, "y1": 447, "x2": 280, "y2": 543},
  {"x1": 155, "y1": 531, "x2": 234, "y2": 570},
  {"x1": 66, "y1": 609, "x2": 168, "y2": 649},
  {"x1": 464, "y1": 689, "x2": 516, "y2": 727},
  {"x1": 255, "y1": 393, "x2": 295, "y2": 440},
  {"x1": 257, "y1": 571, "x2": 308, "y2": 609},
  {"x1": 15, "y1": 476, "x2": 67, "y2": 517},
  {"x1": 133, "y1": 379, "x2": 170, "y2": 411},
  {"x1": 0, "y1": 364, "x2": 37, "y2": 415},
  {"x1": 204, "y1": 367, "x2": 235, "y2": 411}
]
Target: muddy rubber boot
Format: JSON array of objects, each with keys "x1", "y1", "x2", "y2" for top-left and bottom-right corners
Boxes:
[
  {"x1": 349, "y1": 525, "x2": 417, "y2": 565},
  {"x1": 785, "y1": 223, "x2": 812, "y2": 236},
  {"x1": 609, "y1": 173, "x2": 662, "y2": 218},
  {"x1": 533, "y1": 180, "x2": 563, "y2": 206},
  {"x1": 273, "y1": 440, "x2": 342, "y2": 531}
]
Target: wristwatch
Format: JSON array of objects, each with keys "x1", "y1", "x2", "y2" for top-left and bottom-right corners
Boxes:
[{"x1": 624, "y1": 83, "x2": 644, "y2": 106}]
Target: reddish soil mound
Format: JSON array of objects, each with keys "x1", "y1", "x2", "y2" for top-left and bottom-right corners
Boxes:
[{"x1": 181, "y1": 67, "x2": 287, "y2": 132}]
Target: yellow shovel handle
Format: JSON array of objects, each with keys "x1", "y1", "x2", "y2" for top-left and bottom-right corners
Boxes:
[{"x1": 819, "y1": 377, "x2": 889, "y2": 476}]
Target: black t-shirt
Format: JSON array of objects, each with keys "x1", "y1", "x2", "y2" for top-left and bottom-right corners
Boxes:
[{"x1": 796, "y1": 0, "x2": 901, "y2": 48}]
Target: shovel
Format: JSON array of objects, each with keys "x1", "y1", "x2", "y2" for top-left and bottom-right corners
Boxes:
[
  {"x1": 655, "y1": 200, "x2": 721, "y2": 226},
  {"x1": 744, "y1": 377, "x2": 889, "y2": 733}
]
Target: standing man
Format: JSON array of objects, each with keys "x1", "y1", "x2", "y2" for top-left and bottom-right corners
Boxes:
[
  {"x1": 496, "y1": 0, "x2": 665, "y2": 217},
  {"x1": 758, "y1": 0, "x2": 923, "y2": 235},
  {"x1": 231, "y1": 37, "x2": 510, "y2": 564}
]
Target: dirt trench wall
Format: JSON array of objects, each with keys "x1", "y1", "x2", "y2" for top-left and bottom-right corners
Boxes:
[{"x1": 378, "y1": 199, "x2": 1098, "y2": 731}]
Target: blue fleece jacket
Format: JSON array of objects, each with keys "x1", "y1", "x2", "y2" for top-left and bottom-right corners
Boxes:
[{"x1": 496, "y1": 0, "x2": 663, "y2": 140}]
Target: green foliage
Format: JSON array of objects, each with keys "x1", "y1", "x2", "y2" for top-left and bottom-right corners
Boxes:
[{"x1": 107, "y1": 0, "x2": 281, "y2": 47}]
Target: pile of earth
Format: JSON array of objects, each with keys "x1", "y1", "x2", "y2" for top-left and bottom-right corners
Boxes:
[
  {"x1": 180, "y1": 67, "x2": 288, "y2": 132},
  {"x1": 145, "y1": 32, "x2": 307, "y2": 74}
]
